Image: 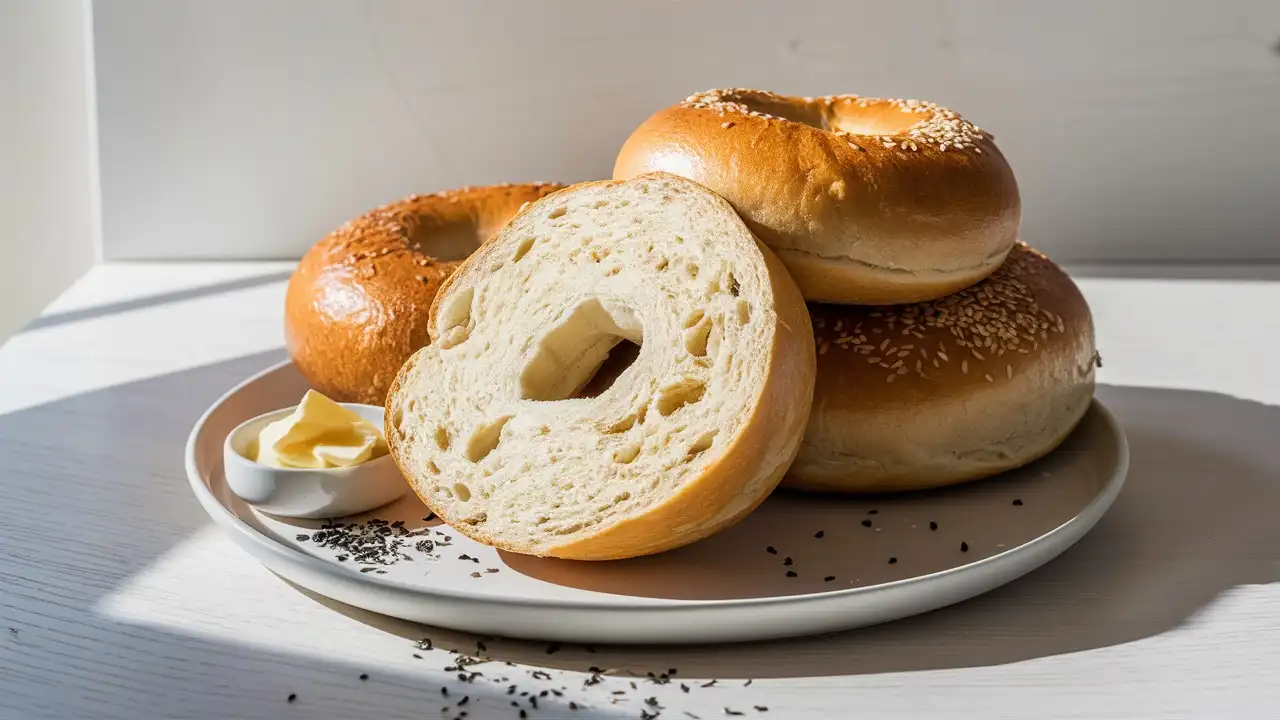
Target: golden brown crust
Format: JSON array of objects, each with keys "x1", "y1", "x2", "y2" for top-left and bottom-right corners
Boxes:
[
  {"x1": 613, "y1": 88, "x2": 1020, "y2": 304},
  {"x1": 284, "y1": 183, "x2": 563, "y2": 405},
  {"x1": 787, "y1": 242, "x2": 1098, "y2": 492}
]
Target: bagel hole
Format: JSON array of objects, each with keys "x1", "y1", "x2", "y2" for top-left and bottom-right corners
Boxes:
[
  {"x1": 520, "y1": 298, "x2": 644, "y2": 402},
  {"x1": 655, "y1": 379, "x2": 707, "y2": 417},
  {"x1": 408, "y1": 220, "x2": 485, "y2": 261},
  {"x1": 831, "y1": 102, "x2": 921, "y2": 136},
  {"x1": 465, "y1": 415, "x2": 512, "y2": 463}
]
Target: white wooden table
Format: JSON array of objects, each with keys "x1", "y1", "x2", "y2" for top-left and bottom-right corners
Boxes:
[{"x1": 2, "y1": 261, "x2": 1278, "y2": 720}]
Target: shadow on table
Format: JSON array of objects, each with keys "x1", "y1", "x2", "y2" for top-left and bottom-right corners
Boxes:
[
  {"x1": 306, "y1": 383, "x2": 1280, "y2": 678},
  {"x1": 1, "y1": 343, "x2": 1277, "y2": 718}
]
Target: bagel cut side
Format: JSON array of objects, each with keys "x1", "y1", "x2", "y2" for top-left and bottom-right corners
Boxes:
[
  {"x1": 385, "y1": 172, "x2": 816, "y2": 560},
  {"x1": 614, "y1": 88, "x2": 1021, "y2": 305}
]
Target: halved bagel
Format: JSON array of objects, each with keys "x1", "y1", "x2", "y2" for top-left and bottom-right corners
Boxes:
[{"x1": 384, "y1": 172, "x2": 816, "y2": 560}]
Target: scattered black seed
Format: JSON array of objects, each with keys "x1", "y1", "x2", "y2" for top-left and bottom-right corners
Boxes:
[
  {"x1": 726, "y1": 710, "x2": 745, "y2": 716},
  {"x1": 287, "y1": 694, "x2": 297, "y2": 703},
  {"x1": 552, "y1": 689, "x2": 564, "y2": 697},
  {"x1": 668, "y1": 668, "x2": 678, "y2": 676},
  {"x1": 631, "y1": 681, "x2": 638, "y2": 690},
  {"x1": 701, "y1": 680, "x2": 718, "y2": 688},
  {"x1": 868, "y1": 509, "x2": 878, "y2": 515},
  {"x1": 785, "y1": 570, "x2": 797, "y2": 578},
  {"x1": 457, "y1": 673, "x2": 467, "y2": 681},
  {"x1": 743, "y1": 679, "x2": 753, "y2": 687},
  {"x1": 814, "y1": 530, "x2": 825, "y2": 539},
  {"x1": 546, "y1": 643, "x2": 561, "y2": 655},
  {"x1": 570, "y1": 701, "x2": 579, "y2": 710},
  {"x1": 359, "y1": 673, "x2": 368, "y2": 681},
  {"x1": 1013, "y1": 499, "x2": 1024, "y2": 506},
  {"x1": 641, "y1": 711, "x2": 659, "y2": 720},
  {"x1": 532, "y1": 671, "x2": 552, "y2": 681},
  {"x1": 929, "y1": 521, "x2": 938, "y2": 531},
  {"x1": 476, "y1": 641, "x2": 487, "y2": 652},
  {"x1": 507, "y1": 685, "x2": 516, "y2": 695},
  {"x1": 686, "y1": 714, "x2": 702, "y2": 720},
  {"x1": 782, "y1": 557, "x2": 793, "y2": 566},
  {"x1": 888, "y1": 557, "x2": 898, "y2": 564},
  {"x1": 417, "y1": 638, "x2": 434, "y2": 651},
  {"x1": 765, "y1": 546, "x2": 777, "y2": 554},
  {"x1": 459, "y1": 554, "x2": 472, "y2": 561},
  {"x1": 457, "y1": 696, "x2": 469, "y2": 706},
  {"x1": 470, "y1": 571, "x2": 481, "y2": 578},
  {"x1": 8, "y1": 628, "x2": 17, "y2": 635},
  {"x1": 646, "y1": 696, "x2": 660, "y2": 706},
  {"x1": 824, "y1": 575, "x2": 836, "y2": 582},
  {"x1": 519, "y1": 712, "x2": 527, "y2": 719},
  {"x1": 755, "y1": 706, "x2": 769, "y2": 712},
  {"x1": 681, "y1": 683, "x2": 691, "y2": 693},
  {"x1": 961, "y1": 542, "x2": 969, "y2": 552},
  {"x1": 485, "y1": 568, "x2": 499, "y2": 573},
  {"x1": 612, "y1": 691, "x2": 626, "y2": 696},
  {"x1": 861, "y1": 519, "x2": 872, "y2": 528},
  {"x1": 539, "y1": 690, "x2": 549, "y2": 698},
  {"x1": 442, "y1": 687, "x2": 449, "y2": 696},
  {"x1": 530, "y1": 696, "x2": 539, "y2": 709},
  {"x1": 295, "y1": 534, "x2": 310, "y2": 541}
]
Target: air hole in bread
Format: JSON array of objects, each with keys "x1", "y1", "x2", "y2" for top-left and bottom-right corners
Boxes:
[
  {"x1": 655, "y1": 257, "x2": 669, "y2": 271},
  {"x1": 547, "y1": 206, "x2": 567, "y2": 219},
  {"x1": 726, "y1": 272, "x2": 740, "y2": 297},
  {"x1": 686, "y1": 430, "x2": 718, "y2": 459},
  {"x1": 735, "y1": 299, "x2": 751, "y2": 324},
  {"x1": 438, "y1": 287, "x2": 475, "y2": 349},
  {"x1": 434, "y1": 425, "x2": 451, "y2": 451},
  {"x1": 512, "y1": 236, "x2": 535, "y2": 263},
  {"x1": 426, "y1": 459, "x2": 440, "y2": 474},
  {"x1": 465, "y1": 415, "x2": 512, "y2": 462},
  {"x1": 684, "y1": 317, "x2": 713, "y2": 357},
  {"x1": 520, "y1": 298, "x2": 644, "y2": 402},
  {"x1": 655, "y1": 379, "x2": 707, "y2": 417},
  {"x1": 453, "y1": 483, "x2": 472, "y2": 502},
  {"x1": 681, "y1": 309, "x2": 705, "y2": 329},
  {"x1": 614, "y1": 443, "x2": 642, "y2": 464},
  {"x1": 685, "y1": 262, "x2": 699, "y2": 280},
  {"x1": 605, "y1": 404, "x2": 647, "y2": 434}
]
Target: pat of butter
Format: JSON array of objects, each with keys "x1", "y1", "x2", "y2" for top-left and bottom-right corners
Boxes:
[{"x1": 254, "y1": 390, "x2": 388, "y2": 469}]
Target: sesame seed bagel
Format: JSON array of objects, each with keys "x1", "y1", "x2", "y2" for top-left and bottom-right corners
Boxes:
[
  {"x1": 787, "y1": 243, "x2": 1098, "y2": 493},
  {"x1": 284, "y1": 182, "x2": 564, "y2": 405},
  {"x1": 613, "y1": 88, "x2": 1021, "y2": 305}
]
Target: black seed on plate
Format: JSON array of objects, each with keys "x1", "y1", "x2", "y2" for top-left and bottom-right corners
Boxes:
[
  {"x1": 459, "y1": 554, "x2": 471, "y2": 561},
  {"x1": 668, "y1": 668, "x2": 678, "y2": 676},
  {"x1": 530, "y1": 696, "x2": 539, "y2": 709},
  {"x1": 295, "y1": 534, "x2": 309, "y2": 541},
  {"x1": 520, "y1": 711, "x2": 527, "y2": 719},
  {"x1": 814, "y1": 530, "x2": 825, "y2": 539},
  {"x1": 570, "y1": 701, "x2": 579, "y2": 710},
  {"x1": 861, "y1": 519, "x2": 872, "y2": 528},
  {"x1": 744, "y1": 679, "x2": 753, "y2": 687},
  {"x1": 888, "y1": 557, "x2": 898, "y2": 564},
  {"x1": 539, "y1": 690, "x2": 548, "y2": 698},
  {"x1": 485, "y1": 568, "x2": 499, "y2": 573},
  {"x1": 765, "y1": 546, "x2": 777, "y2": 554},
  {"x1": 786, "y1": 570, "x2": 797, "y2": 578},
  {"x1": 755, "y1": 706, "x2": 769, "y2": 712},
  {"x1": 470, "y1": 572, "x2": 481, "y2": 578},
  {"x1": 413, "y1": 654, "x2": 422, "y2": 659},
  {"x1": 359, "y1": 673, "x2": 368, "y2": 681},
  {"x1": 646, "y1": 696, "x2": 659, "y2": 706},
  {"x1": 552, "y1": 689, "x2": 563, "y2": 697},
  {"x1": 824, "y1": 576, "x2": 836, "y2": 582},
  {"x1": 457, "y1": 695, "x2": 469, "y2": 706},
  {"x1": 961, "y1": 542, "x2": 969, "y2": 552},
  {"x1": 867, "y1": 509, "x2": 878, "y2": 515},
  {"x1": 477, "y1": 641, "x2": 487, "y2": 652},
  {"x1": 782, "y1": 557, "x2": 793, "y2": 566},
  {"x1": 1013, "y1": 499, "x2": 1023, "y2": 506},
  {"x1": 442, "y1": 687, "x2": 449, "y2": 696},
  {"x1": 507, "y1": 685, "x2": 516, "y2": 695},
  {"x1": 287, "y1": 694, "x2": 297, "y2": 703},
  {"x1": 726, "y1": 710, "x2": 745, "y2": 716},
  {"x1": 681, "y1": 683, "x2": 691, "y2": 692},
  {"x1": 702, "y1": 680, "x2": 718, "y2": 688},
  {"x1": 929, "y1": 521, "x2": 938, "y2": 531}
]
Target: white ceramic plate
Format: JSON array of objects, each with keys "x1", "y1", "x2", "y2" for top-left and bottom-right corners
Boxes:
[{"x1": 186, "y1": 360, "x2": 1129, "y2": 645}]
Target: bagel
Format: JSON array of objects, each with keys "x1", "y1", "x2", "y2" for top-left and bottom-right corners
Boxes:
[
  {"x1": 384, "y1": 172, "x2": 816, "y2": 560},
  {"x1": 284, "y1": 183, "x2": 563, "y2": 405},
  {"x1": 613, "y1": 87, "x2": 1021, "y2": 305},
  {"x1": 786, "y1": 242, "x2": 1098, "y2": 494}
]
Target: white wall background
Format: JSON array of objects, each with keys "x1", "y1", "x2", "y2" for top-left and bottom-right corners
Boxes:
[
  {"x1": 92, "y1": 0, "x2": 1280, "y2": 263},
  {"x1": 0, "y1": 0, "x2": 98, "y2": 343}
]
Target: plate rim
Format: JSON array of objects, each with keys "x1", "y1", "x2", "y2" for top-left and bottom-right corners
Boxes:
[{"x1": 185, "y1": 359, "x2": 1130, "y2": 613}]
